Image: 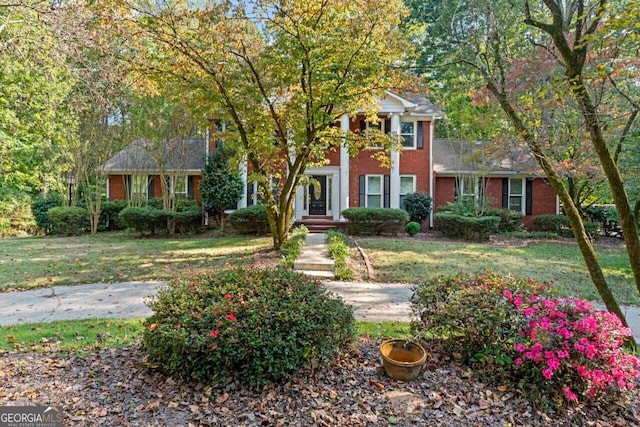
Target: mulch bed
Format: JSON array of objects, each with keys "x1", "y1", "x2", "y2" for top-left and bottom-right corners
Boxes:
[{"x1": 1, "y1": 339, "x2": 638, "y2": 426}]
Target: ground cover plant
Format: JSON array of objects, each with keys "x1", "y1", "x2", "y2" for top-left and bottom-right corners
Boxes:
[
  {"x1": 143, "y1": 268, "x2": 355, "y2": 385},
  {"x1": 359, "y1": 239, "x2": 637, "y2": 305},
  {"x1": 279, "y1": 225, "x2": 308, "y2": 268},
  {"x1": 326, "y1": 230, "x2": 355, "y2": 280},
  {"x1": 0, "y1": 232, "x2": 271, "y2": 290}
]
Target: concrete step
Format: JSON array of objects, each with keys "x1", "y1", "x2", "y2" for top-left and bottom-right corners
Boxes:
[
  {"x1": 294, "y1": 269, "x2": 335, "y2": 279},
  {"x1": 293, "y1": 259, "x2": 335, "y2": 271}
]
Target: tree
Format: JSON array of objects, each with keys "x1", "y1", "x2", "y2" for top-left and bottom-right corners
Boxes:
[
  {"x1": 409, "y1": 0, "x2": 638, "y2": 342},
  {"x1": 102, "y1": 0, "x2": 407, "y2": 249},
  {"x1": 200, "y1": 147, "x2": 243, "y2": 228}
]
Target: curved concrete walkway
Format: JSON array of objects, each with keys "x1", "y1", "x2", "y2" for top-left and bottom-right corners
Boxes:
[{"x1": 0, "y1": 281, "x2": 638, "y2": 344}]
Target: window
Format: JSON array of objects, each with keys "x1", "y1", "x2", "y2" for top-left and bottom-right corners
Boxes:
[
  {"x1": 456, "y1": 176, "x2": 483, "y2": 204},
  {"x1": 364, "y1": 120, "x2": 385, "y2": 149},
  {"x1": 132, "y1": 174, "x2": 148, "y2": 203},
  {"x1": 171, "y1": 175, "x2": 187, "y2": 197},
  {"x1": 366, "y1": 175, "x2": 383, "y2": 207},
  {"x1": 399, "y1": 175, "x2": 416, "y2": 208},
  {"x1": 509, "y1": 178, "x2": 524, "y2": 213},
  {"x1": 400, "y1": 121, "x2": 416, "y2": 148}
]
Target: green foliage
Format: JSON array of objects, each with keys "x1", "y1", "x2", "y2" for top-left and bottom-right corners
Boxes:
[
  {"x1": 31, "y1": 193, "x2": 65, "y2": 234},
  {"x1": 504, "y1": 230, "x2": 559, "y2": 239},
  {"x1": 402, "y1": 192, "x2": 432, "y2": 222},
  {"x1": 482, "y1": 207, "x2": 523, "y2": 232},
  {"x1": 434, "y1": 212, "x2": 501, "y2": 240},
  {"x1": 119, "y1": 199, "x2": 202, "y2": 236},
  {"x1": 410, "y1": 272, "x2": 553, "y2": 365},
  {"x1": 170, "y1": 207, "x2": 203, "y2": 235},
  {"x1": 406, "y1": 221, "x2": 421, "y2": 236},
  {"x1": 0, "y1": 189, "x2": 36, "y2": 237},
  {"x1": 118, "y1": 207, "x2": 167, "y2": 236},
  {"x1": 533, "y1": 214, "x2": 599, "y2": 238},
  {"x1": 280, "y1": 225, "x2": 308, "y2": 268},
  {"x1": 146, "y1": 196, "x2": 199, "y2": 211},
  {"x1": 326, "y1": 230, "x2": 355, "y2": 280},
  {"x1": 46, "y1": 206, "x2": 90, "y2": 235},
  {"x1": 100, "y1": 199, "x2": 128, "y2": 231},
  {"x1": 200, "y1": 149, "x2": 243, "y2": 226},
  {"x1": 437, "y1": 200, "x2": 479, "y2": 217},
  {"x1": 229, "y1": 205, "x2": 270, "y2": 235},
  {"x1": 143, "y1": 268, "x2": 355, "y2": 386},
  {"x1": 582, "y1": 206, "x2": 621, "y2": 237},
  {"x1": 342, "y1": 208, "x2": 409, "y2": 236}
]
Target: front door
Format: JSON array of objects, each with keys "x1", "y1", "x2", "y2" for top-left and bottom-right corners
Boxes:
[{"x1": 309, "y1": 175, "x2": 327, "y2": 216}]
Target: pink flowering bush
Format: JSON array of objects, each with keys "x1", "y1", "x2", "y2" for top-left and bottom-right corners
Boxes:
[
  {"x1": 504, "y1": 292, "x2": 639, "y2": 407},
  {"x1": 143, "y1": 268, "x2": 355, "y2": 385}
]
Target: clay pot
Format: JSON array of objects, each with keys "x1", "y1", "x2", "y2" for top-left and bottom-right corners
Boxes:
[{"x1": 379, "y1": 339, "x2": 427, "y2": 381}]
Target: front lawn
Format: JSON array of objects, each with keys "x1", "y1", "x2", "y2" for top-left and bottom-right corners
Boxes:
[
  {"x1": 359, "y1": 239, "x2": 637, "y2": 305},
  {"x1": 0, "y1": 232, "x2": 271, "y2": 291}
]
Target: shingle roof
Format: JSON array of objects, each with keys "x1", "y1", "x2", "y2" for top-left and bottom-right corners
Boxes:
[
  {"x1": 402, "y1": 92, "x2": 445, "y2": 117},
  {"x1": 103, "y1": 138, "x2": 206, "y2": 172},
  {"x1": 433, "y1": 138, "x2": 541, "y2": 175}
]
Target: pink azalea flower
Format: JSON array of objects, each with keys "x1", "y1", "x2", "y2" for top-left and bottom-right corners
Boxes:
[
  {"x1": 208, "y1": 329, "x2": 220, "y2": 339},
  {"x1": 563, "y1": 386, "x2": 578, "y2": 402},
  {"x1": 226, "y1": 313, "x2": 237, "y2": 322},
  {"x1": 542, "y1": 368, "x2": 554, "y2": 380}
]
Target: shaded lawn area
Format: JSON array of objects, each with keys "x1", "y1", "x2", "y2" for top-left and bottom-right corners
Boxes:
[
  {"x1": 359, "y1": 239, "x2": 637, "y2": 306},
  {"x1": 0, "y1": 232, "x2": 271, "y2": 291}
]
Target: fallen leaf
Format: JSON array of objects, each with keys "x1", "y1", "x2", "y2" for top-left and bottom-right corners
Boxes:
[
  {"x1": 167, "y1": 401, "x2": 179, "y2": 409},
  {"x1": 497, "y1": 385, "x2": 508, "y2": 392},
  {"x1": 189, "y1": 405, "x2": 199, "y2": 414}
]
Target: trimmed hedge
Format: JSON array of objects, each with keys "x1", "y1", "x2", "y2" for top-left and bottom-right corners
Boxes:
[
  {"x1": 434, "y1": 212, "x2": 501, "y2": 241},
  {"x1": 406, "y1": 221, "x2": 420, "y2": 236},
  {"x1": 482, "y1": 207, "x2": 523, "y2": 232},
  {"x1": 118, "y1": 207, "x2": 167, "y2": 235},
  {"x1": 533, "y1": 214, "x2": 599, "y2": 238},
  {"x1": 100, "y1": 199, "x2": 128, "y2": 231},
  {"x1": 143, "y1": 268, "x2": 355, "y2": 386},
  {"x1": 229, "y1": 204, "x2": 270, "y2": 235},
  {"x1": 403, "y1": 192, "x2": 432, "y2": 223},
  {"x1": 171, "y1": 207, "x2": 203, "y2": 235},
  {"x1": 46, "y1": 206, "x2": 90, "y2": 235},
  {"x1": 31, "y1": 193, "x2": 65, "y2": 234},
  {"x1": 341, "y1": 207, "x2": 409, "y2": 236}
]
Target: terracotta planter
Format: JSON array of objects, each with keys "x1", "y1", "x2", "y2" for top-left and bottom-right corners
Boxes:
[{"x1": 379, "y1": 339, "x2": 427, "y2": 381}]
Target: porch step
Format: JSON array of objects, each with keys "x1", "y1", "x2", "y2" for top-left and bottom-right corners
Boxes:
[
  {"x1": 293, "y1": 259, "x2": 334, "y2": 271},
  {"x1": 294, "y1": 269, "x2": 335, "y2": 279},
  {"x1": 295, "y1": 218, "x2": 345, "y2": 232},
  {"x1": 302, "y1": 215, "x2": 333, "y2": 220}
]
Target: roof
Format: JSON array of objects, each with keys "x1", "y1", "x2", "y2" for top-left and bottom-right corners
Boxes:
[
  {"x1": 401, "y1": 92, "x2": 444, "y2": 117},
  {"x1": 433, "y1": 138, "x2": 541, "y2": 176},
  {"x1": 103, "y1": 138, "x2": 206, "y2": 173}
]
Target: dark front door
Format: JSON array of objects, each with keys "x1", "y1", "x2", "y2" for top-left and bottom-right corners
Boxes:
[{"x1": 309, "y1": 175, "x2": 327, "y2": 216}]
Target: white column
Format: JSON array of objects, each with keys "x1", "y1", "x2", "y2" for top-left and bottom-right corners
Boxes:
[
  {"x1": 332, "y1": 173, "x2": 340, "y2": 220},
  {"x1": 389, "y1": 113, "x2": 401, "y2": 209},
  {"x1": 429, "y1": 120, "x2": 435, "y2": 228},
  {"x1": 295, "y1": 185, "x2": 304, "y2": 220},
  {"x1": 339, "y1": 114, "x2": 350, "y2": 220},
  {"x1": 238, "y1": 158, "x2": 248, "y2": 209}
]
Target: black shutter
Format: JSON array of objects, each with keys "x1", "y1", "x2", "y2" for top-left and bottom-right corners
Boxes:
[
  {"x1": 358, "y1": 175, "x2": 366, "y2": 207},
  {"x1": 526, "y1": 178, "x2": 533, "y2": 215},
  {"x1": 478, "y1": 177, "x2": 484, "y2": 205},
  {"x1": 124, "y1": 175, "x2": 132, "y2": 200},
  {"x1": 454, "y1": 177, "x2": 460, "y2": 201},
  {"x1": 247, "y1": 183, "x2": 255, "y2": 206},
  {"x1": 359, "y1": 119, "x2": 366, "y2": 133},
  {"x1": 383, "y1": 175, "x2": 390, "y2": 208},
  {"x1": 417, "y1": 121, "x2": 424, "y2": 149},
  {"x1": 502, "y1": 178, "x2": 509, "y2": 208},
  {"x1": 187, "y1": 176, "x2": 194, "y2": 199},
  {"x1": 384, "y1": 118, "x2": 391, "y2": 134},
  {"x1": 147, "y1": 176, "x2": 155, "y2": 199}
]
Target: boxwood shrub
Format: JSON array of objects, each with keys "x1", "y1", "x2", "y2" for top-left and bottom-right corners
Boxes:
[
  {"x1": 46, "y1": 206, "x2": 90, "y2": 235},
  {"x1": 118, "y1": 207, "x2": 167, "y2": 235},
  {"x1": 434, "y1": 212, "x2": 500, "y2": 241},
  {"x1": 406, "y1": 221, "x2": 421, "y2": 236},
  {"x1": 341, "y1": 207, "x2": 409, "y2": 236},
  {"x1": 482, "y1": 207, "x2": 523, "y2": 232},
  {"x1": 100, "y1": 199, "x2": 128, "y2": 231},
  {"x1": 403, "y1": 192, "x2": 432, "y2": 223},
  {"x1": 533, "y1": 214, "x2": 599, "y2": 238},
  {"x1": 170, "y1": 207, "x2": 203, "y2": 235},
  {"x1": 229, "y1": 204, "x2": 270, "y2": 235},
  {"x1": 143, "y1": 268, "x2": 355, "y2": 386},
  {"x1": 31, "y1": 192, "x2": 65, "y2": 234}
]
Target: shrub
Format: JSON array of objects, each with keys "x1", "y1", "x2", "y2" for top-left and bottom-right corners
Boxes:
[
  {"x1": 280, "y1": 225, "x2": 308, "y2": 268},
  {"x1": 504, "y1": 230, "x2": 559, "y2": 239},
  {"x1": 437, "y1": 200, "x2": 478, "y2": 217},
  {"x1": 0, "y1": 190, "x2": 36, "y2": 237},
  {"x1": 170, "y1": 207, "x2": 203, "y2": 235},
  {"x1": 582, "y1": 205, "x2": 621, "y2": 237},
  {"x1": 506, "y1": 295, "x2": 639, "y2": 408},
  {"x1": 411, "y1": 272, "x2": 553, "y2": 366},
  {"x1": 229, "y1": 204, "x2": 270, "y2": 235},
  {"x1": 406, "y1": 221, "x2": 421, "y2": 236},
  {"x1": 482, "y1": 207, "x2": 524, "y2": 232},
  {"x1": 533, "y1": 214, "x2": 599, "y2": 238},
  {"x1": 341, "y1": 207, "x2": 409, "y2": 236},
  {"x1": 31, "y1": 192, "x2": 65, "y2": 234},
  {"x1": 118, "y1": 207, "x2": 167, "y2": 235},
  {"x1": 100, "y1": 199, "x2": 128, "y2": 231},
  {"x1": 143, "y1": 268, "x2": 355, "y2": 386},
  {"x1": 434, "y1": 212, "x2": 500, "y2": 240},
  {"x1": 403, "y1": 192, "x2": 432, "y2": 223},
  {"x1": 146, "y1": 196, "x2": 199, "y2": 211},
  {"x1": 326, "y1": 230, "x2": 355, "y2": 280},
  {"x1": 46, "y1": 206, "x2": 90, "y2": 235}
]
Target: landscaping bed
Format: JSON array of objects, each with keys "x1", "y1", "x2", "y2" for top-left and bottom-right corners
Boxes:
[{"x1": 1, "y1": 339, "x2": 637, "y2": 426}]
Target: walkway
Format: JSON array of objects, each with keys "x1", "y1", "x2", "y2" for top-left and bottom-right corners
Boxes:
[
  {"x1": 293, "y1": 233, "x2": 335, "y2": 278},
  {"x1": 0, "y1": 280, "x2": 639, "y2": 344}
]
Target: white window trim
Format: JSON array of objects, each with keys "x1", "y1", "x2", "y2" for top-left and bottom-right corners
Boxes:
[
  {"x1": 400, "y1": 119, "x2": 417, "y2": 150},
  {"x1": 508, "y1": 177, "x2": 526, "y2": 215},
  {"x1": 132, "y1": 174, "x2": 148, "y2": 200},
  {"x1": 365, "y1": 119, "x2": 386, "y2": 150},
  {"x1": 399, "y1": 175, "x2": 416, "y2": 207},
  {"x1": 458, "y1": 176, "x2": 482, "y2": 203},
  {"x1": 365, "y1": 174, "x2": 384, "y2": 208},
  {"x1": 170, "y1": 175, "x2": 188, "y2": 196}
]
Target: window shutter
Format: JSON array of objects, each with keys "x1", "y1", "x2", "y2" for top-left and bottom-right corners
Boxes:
[
  {"x1": 384, "y1": 118, "x2": 391, "y2": 134},
  {"x1": 358, "y1": 175, "x2": 365, "y2": 207},
  {"x1": 124, "y1": 175, "x2": 132, "y2": 200},
  {"x1": 477, "y1": 177, "x2": 484, "y2": 204},
  {"x1": 247, "y1": 183, "x2": 255, "y2": 206},
  {"x1": 417, "y1": 121, "x2": 424, "y2": 149},
  {"x1": 359, "y1": 119, "x2": 366, "y2": 133},
  {"x1": 383, "y1": 175, "x2": 390, "y2": 208},
  {"x1": 147, "y1": 176, "x2": 155, "y2": 199},
  {"x1": 526, "y1": 178, "x2": 533, "y2": 215},
  {"x1": 187, "y1": 176, "x2": 194, "y2": 199},
  {"x1": 454, "y1": 177, "x2": 460, "y2": 201},
  {"x1": 502, "y1": 178, "x2": 509, "y2": 208}
]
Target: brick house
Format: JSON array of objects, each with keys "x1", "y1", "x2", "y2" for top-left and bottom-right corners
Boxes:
[{"x1": 104, "y1": 91, "x2": 559, "y2": 228}]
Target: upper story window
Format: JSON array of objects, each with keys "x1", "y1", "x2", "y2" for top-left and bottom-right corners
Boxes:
[{"x1": 400, "y1": 121, "x2": 416, "y2": 149}]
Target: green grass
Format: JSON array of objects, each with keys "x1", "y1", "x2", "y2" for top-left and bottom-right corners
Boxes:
[
  {"x1": 0, "y1": 318, "x2": 144, "y2": 353},
  {"x1": 357, "y1": 321, "x2": 411, "y2": 338},
  {"x1": 359, "y1": 239, "x2": 637, "y2": 305},
  {"x1": 0, "y1": 231, "x2": 271, "y2": 290}
]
